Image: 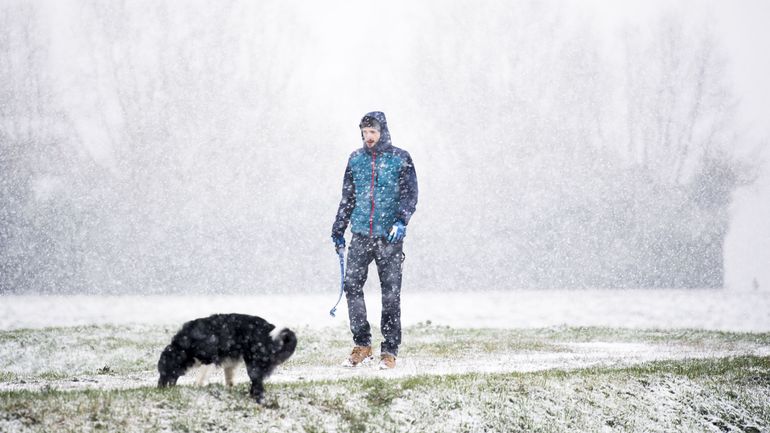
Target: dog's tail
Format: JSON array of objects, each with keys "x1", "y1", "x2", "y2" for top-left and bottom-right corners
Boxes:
[{"x1": 271, "y1": 328, "x2": 297, "y2": 365}]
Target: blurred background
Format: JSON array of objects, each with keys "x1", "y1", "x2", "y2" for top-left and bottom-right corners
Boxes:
[{"x1": 1, "y1": 0, "x2": 768, "y2": 294}]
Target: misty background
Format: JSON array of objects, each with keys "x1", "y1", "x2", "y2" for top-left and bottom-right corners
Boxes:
[{"x1": 1, "y1": 0, "x2": 768, "y2": 294}]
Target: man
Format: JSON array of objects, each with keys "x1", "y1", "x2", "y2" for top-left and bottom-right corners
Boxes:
[{"x1": 331, "y1": 111, "x2": 418, "y2": 370}]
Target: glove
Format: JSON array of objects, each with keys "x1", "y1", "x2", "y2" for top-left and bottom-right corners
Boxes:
[
  {"x1": 332, "y1": 235, "x2": 346, "y2": 253},
  {"x1": 387, "y1": 221, "x2": 406, "y2": 243}
]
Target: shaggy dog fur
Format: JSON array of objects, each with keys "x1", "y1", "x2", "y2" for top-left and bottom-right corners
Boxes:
[{"x1": 157, "y1": 313, "x2": 296, "y2": 402}]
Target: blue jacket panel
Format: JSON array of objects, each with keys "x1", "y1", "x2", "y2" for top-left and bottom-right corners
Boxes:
[{"x1": 333, "y1": 112, "x2": 418, "y2": 239}]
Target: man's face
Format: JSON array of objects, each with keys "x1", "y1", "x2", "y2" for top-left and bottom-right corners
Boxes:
[{"x1": 361, "y1": 127, "x2": 381, "y2": 148}]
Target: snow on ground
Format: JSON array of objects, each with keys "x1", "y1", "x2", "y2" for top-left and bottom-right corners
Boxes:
[
  {"x1": 2, "y1": 334, "x2": 768, "y2": 394},
  {"x1": 2, "y1": 289, "x2": 768, "y2": 394},
  {"x1": 1, "y1": 289, "x2": 769, "y2": 331}
]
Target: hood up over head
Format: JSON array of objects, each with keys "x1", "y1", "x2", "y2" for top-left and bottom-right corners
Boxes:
[{"x1": 359, "y1": 111, "x2": 392, "y2": 152}]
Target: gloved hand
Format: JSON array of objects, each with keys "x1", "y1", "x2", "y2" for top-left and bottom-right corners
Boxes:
[
  {"x1": 332, "y1": 235, "x2": 346, "y2": 253},
  {"x1": 387, "y1": 221, "x2": 406, "y2": 243}
]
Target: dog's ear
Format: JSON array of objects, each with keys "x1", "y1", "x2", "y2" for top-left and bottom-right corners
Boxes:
[
  {"x1": 265, "y1": 323, "x2": 276, "y2": 334},
  {"x1": 271, "y1": 328, "x2": 297, "y2": 365}
]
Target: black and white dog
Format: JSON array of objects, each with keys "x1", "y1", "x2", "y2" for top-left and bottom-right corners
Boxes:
[{"x1": 157, "y1": 313, "x2": 297, "y2": 402}]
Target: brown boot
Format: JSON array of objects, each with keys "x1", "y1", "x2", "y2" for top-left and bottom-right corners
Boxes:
[
  {"x1": 342, "y1": 345, "x2": 374, "y2": 367},
  {"x1": 378, "y1": 353, "x2": 396, "y2": 370}
]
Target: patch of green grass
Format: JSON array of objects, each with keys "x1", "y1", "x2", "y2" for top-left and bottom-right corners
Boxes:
[
  {"x1": 616, "y1": 355, "x2": 770, "y2": 379},
  {"x1": 403, "y1": 324, "x2": 770, "y2": 359},
  {"x1": 361, "y1": 378, "x2": 402, "y2": 406},
  {"x1": 534, "y1": 326, "x2": 770, "y2": 346},
  {"x1": 37, "y1": 371, "x2": 71, "y2": 381}
]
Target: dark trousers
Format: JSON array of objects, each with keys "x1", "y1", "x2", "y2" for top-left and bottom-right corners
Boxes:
[{"x1": 344, "y1": 233, "x2": 405, "y2": 356}]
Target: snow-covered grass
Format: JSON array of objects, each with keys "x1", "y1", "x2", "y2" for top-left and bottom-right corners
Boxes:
[
  {"x1": 1, "y1": 324, "x2": 770, "y2": 432},
  {"x1": 1, "y1": 291, "x2": 769, "y2": 432},
  {"x1": 1, "y1": 355, "x2": 768, "y2": 432},
  {"x1": 2, "y1": 322, "x2": 768, "y2": 390}
]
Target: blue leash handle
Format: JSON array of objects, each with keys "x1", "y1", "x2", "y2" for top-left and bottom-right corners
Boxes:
[{"x1": 329, "y1": 249, "x2": 345, "y2": 317}]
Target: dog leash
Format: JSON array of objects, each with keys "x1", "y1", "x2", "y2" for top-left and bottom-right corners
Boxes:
[{"x1": 329, "y1": 248, "x2": 345, "y2": 317}]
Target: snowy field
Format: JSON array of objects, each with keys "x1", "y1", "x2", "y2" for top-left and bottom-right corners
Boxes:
[
  {"x1": 2, "y1": 289, "x2": 769, "y2": 332},
  {"x1": 2, "y1": 290, "x2": 769, "y2": 432},
  {"x1": 1, "y1": 289, "x2": 769, "y2": 391},
  {"x1": 0, "y1": 290, "x2": 770, "y2": 433}
]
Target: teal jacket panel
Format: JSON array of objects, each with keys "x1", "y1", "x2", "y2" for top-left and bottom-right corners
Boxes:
[{"x1": 332, "y1": 111, "x2": 418, "y2": 239}]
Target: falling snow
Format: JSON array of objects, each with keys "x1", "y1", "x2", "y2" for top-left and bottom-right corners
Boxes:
[{"x1": 1, "y1": 1, "x2": 770, "y2": 431}]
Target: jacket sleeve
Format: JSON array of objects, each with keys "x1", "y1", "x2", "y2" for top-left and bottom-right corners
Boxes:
[
  {"x1": 397, "y1": 152, "x2": 418, "y2": 225},
  {"x1": 331, "y1": 160, "x2": 355, "y2": 238}
]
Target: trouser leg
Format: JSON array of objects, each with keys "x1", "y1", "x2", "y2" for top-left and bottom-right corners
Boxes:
[
  {"x1": 344, "y1": 234, "x2": 373, "y2": 347},
  {"x1": 375, "y1": 239, "x2": 404, "y2": 356}
]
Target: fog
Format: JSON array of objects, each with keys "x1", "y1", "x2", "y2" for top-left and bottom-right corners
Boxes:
[{"x1": 1, "y1": 0, "x2": 768, "y2": 294}]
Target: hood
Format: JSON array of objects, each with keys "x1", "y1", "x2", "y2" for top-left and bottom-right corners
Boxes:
[{"x1": 359, "y1": 111, "x2": 392, "y2": 153}]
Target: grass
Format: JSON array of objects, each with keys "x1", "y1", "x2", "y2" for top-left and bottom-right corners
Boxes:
[
  {"x1": 0, "y1": 324, "x2": 170, "y2": 380},
  {"x1": 1, "y1": 324, "x2": 769, "y2": 432},
  {"x1": 1, "y1": 356, "x2": 768, "y2": 432}
]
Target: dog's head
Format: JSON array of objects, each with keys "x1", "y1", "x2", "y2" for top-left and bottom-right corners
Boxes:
[
  {"x1": 157, "y1": 344, "x2": 187, "y2": 387},
  {"x1": 271, "y1": 328, "x2": 297, "y2": 365}
]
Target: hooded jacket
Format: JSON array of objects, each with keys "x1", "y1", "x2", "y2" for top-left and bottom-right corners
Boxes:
[{"x1": 332, "y1": 111, "x2": 418, "y2": 239}]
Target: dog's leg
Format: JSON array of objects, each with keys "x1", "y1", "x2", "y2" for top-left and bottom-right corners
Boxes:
[
  {"x1": 195, "y1": 364, "x2": 213, "y2": 386},
  {"x1": 220, "y1": 358, "x2": 242, "y2": 387},
  {"x1": 224, "y1": 366, "x2": 236, "y2": 387},
  {"x1": 245, "y1": 362, "x2": 267, "y2": 403}
]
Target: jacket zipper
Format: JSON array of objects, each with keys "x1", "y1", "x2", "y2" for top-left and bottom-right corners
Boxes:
[{"x1": 369, "y1": 151, "x2": 377, "y2": 236}]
